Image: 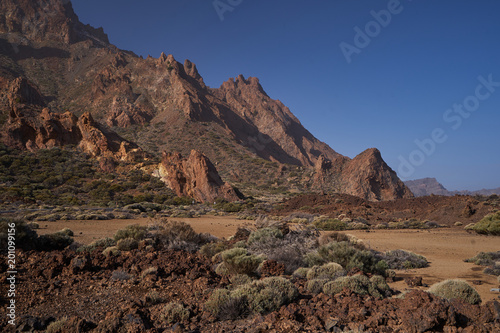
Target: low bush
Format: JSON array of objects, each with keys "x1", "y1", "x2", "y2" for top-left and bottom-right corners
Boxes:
[
  {"x1": 323, "y1": 274, "x2": 389, "y2": 299},
  {"x1": 102, "y1": 246, "x2": 121, "y2": 257},
  {"x1": 153, "y1": 220, "x2": 215, "y2": 252},
  {"x1": 383, "y1": 249, "x2": 429, "y2": 269},
  {"x1": 199, "y1": 241, "x2": 230, "y2": 258},
  {"x1": 247, "y1": 227, "x2": 283, "y2": 246},
  {"x1": 220, "y1": 248, "x2": 263, "y2": 276},
  {"x1": 37, "y1": 232, "x2": 74, "y2": 251},
  {"x1": 472, "y1": 212, "x2": 500, "y2": 235},
  {"x1": 114, "y1": 224, "x2": 148, "y2": 241},
  {"x1": 428, "y1": 279, "x2": 481, "y2": 305},
  {"x1": 247, "y1": 228, "x2": 319, "y2": 274},
  {"x1": 116, "y1": 238, "x2": 139, "y2": 251},
  {"x1": 306, "y1": 262, "x2": 346, "y2": 280},
  {"x1": 46, "y1": 317, "x2": 68, "y2": 333},
  {"x1": 313, "y1": 218, "x2": 347, "y2": 231},
  {"x1": 206, "y1": 277, "x2": 298, "y2": 319},
  {"x1": 60, "y1": 228, "x2": 74, "y2": 236},
  {"x1": 306, "y1": 279, "x2": 329, "y2": 294},
  {"x1": 292, "y1": 267, "x2": 310, "y2": 279},
  {"x1": 465, "y1": 251, "x2": 500, "y2": 276},
  {"x1": 314, "y1": 241, "x2": 387, "y2": 276},
  {"x1": 161, "y1": 302, "x2": 190, "y2": 324}
]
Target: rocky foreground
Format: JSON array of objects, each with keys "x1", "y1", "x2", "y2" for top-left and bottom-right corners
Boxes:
[{"x1": 1, "y1": 246, "x2": 499, "y2": 333}]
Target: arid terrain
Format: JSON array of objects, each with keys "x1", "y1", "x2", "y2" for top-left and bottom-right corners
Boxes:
[{"x1": 1, "y1": 0, "x2": 500, "y2": 332}]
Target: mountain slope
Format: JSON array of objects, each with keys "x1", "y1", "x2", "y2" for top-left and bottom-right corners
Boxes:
[
  {"x1": 406, "y1": 178, "x2": 500, "y2": 197},
  {"x1": 0, "y1": 0, "x2": 413, "y2": 201}
]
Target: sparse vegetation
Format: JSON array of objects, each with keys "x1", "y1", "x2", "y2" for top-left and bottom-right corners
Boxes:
[
  {"x1": 161, "y1": 302, "x2": 190, "y2": 324},
  {"x1": 383, "y1": 249, "x2": 429, "y2": 270},
  {"x1": 428, "y1": 279, "x2": 481, "y2": 305},
  {"x1": 206, "y1": 277, "x2": 298, "y2": 319},
  {"x1": 471, "y1": 212, "x2": 500, "y2": 235},
  {"x1": 465, "y1": 251, "x2": 500, "y2": 276},
  {"x1": 323, "y1": 274, "x2": 390, "y2": 299},
  {"x1": 220, "y1": 248, "x2": 264, "y2": 276}
]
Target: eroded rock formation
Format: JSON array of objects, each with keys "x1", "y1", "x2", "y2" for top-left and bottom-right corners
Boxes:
[{"x1": 158, "y1": 150, "x2": 241, "y2": 203}]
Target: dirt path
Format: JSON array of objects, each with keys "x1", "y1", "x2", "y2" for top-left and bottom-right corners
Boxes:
[{"x1": 344, "y1": 229, "x2": 500, "y2": 302}]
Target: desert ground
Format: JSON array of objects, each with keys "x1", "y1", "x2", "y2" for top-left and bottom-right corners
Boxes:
[{"x1": 37, "y1": 215, "x2": 500, "y2": 303}]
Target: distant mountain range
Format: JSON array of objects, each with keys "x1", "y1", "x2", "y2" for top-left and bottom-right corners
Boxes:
[{"x1": 405, "y1": 178, "x2": 500, "y2": 197}]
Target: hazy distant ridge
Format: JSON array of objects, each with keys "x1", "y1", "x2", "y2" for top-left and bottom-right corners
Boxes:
[{"x1": 405, "y1": 178, "x2": 500, "y2": 197}]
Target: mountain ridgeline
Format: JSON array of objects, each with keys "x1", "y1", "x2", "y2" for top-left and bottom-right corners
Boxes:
[{"x1": 0, "y1": 0, "x2": 413, "y2": 201}]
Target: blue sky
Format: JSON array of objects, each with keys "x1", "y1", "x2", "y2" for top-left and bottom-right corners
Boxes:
[{"x1": 72, "y1": 0, "x2": 500, "y2": 191}]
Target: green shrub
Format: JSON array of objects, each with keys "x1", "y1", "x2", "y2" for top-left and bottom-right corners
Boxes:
[
  {"x1": 313, "y1": 219, "x2": 347, "y2": 231},
  {"x1": 153, "y1": 220, "x2": 215, "y2": 252},
  {"x1": 229, "y1": 274, "x2": 252, "y2": 287},
  {"x1": 46, "y1": 317, "x2": 68, "y2": 333},
  {"x1": 247, "y1": 228, "x2": 283, "y2": 246},
  {"x1": 306, "y1": 262, "x2": 345, "y2": 280},
  {"x1": 292, "y1": 267, "x2": 310, "y2": 279},
  {"x1": 60, "y1": 228, "x2": 74, "y2": 236},
  {"x1": 199, "y1": 241, "x2": 229, "y2": 258},
  {"x1": 465, "y1": 251, "x2": 500, "y2": 266},
  {"x1": 215, "y1": 262, "x2": 230, "y2": 276},
  {"x1": 102, "y1": 246, "x2": 121, "y2": 257},
  {"x1": 428, "y1": 279, "x2": 481, "y2": 305},
  {"x1": 323, "y1": 274, "x2": 388, "y2": 299},
  {"x1": 116, "y1": 238, "x2": 139, "y2": 251},
  {"x1": 472, "y1": 212, "x2": 500, "y2": 235},
  {"x1": 316, "y1": 241, "x2": 386, "y2": 275},
  {"x1": 383, "y1": 249, "x2": 428, "y2": 269},
  {"x1": 220, "y1": 248, "x2": 263, "y2": 275},
  {"x1": 161, "y1": 302, "x2": 190, "y2": 324},
  {"x1": 231, "y1": 277, "x2": 298, "y2": 314},
  {"x1": 206, "y1": 277, "x2": 298, "y2": 319},
  {"x1": 306, "y1": 279, "x2": 329, "y2": 294},
  {"x1": 114, "y1": 224, "x2": 148, "y2": 241},
  {"x1": 37, "y1": 232, "x2": 74, "y2": 251}
]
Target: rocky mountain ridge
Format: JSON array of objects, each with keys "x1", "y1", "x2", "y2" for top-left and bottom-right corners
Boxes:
[
  {"x1": 0, "y1": 0, "x2": 414, "y2": 201},
  {"x1": 406, "y1": 178, "x2": 500, "y2": 197}
]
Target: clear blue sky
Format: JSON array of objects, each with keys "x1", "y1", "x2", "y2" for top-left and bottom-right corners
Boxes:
[{"x1": 72, "y1": 0, "x2": 500, "y2": 191}]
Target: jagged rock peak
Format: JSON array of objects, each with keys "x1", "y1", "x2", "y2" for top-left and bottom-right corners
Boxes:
[{"x1": 0, "y1": 0, "x2": 109, "y2": 45}]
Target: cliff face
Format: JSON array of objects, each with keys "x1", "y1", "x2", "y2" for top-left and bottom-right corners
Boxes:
[
  {"x1": 158, "y1": 150, "x2": 242, "y2": 203},
  {"x1": 0, "y1": 0, "x2": 414, "y2": 201},
  {"x1": 314, "y1": 149, "x2": 413, "y2": 201}
]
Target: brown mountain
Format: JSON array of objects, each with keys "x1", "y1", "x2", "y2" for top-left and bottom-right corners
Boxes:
[
  {"x1": 0, "y1": 0, "x2": 413, "y2": 201},
  {"x1": 405, "y1": 178, "x2": 500, "y2": 197}
]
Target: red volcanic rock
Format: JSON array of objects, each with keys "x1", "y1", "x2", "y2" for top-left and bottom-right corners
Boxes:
[
  {"x1": 159, "y1": 150, "x2": 241, "y2": 203},
  {"x1": 0, "y1": 0, "x2": 109, "y2": 44},
  {"x1": 213, "y1": 74, "x2": 340, "y2": 166},
  {"x1": 2, "y1": 77, "x2": 144, "y2": 162},
  {"x1": 314, "y1": 148, "x2": 413, "y2": 201}
]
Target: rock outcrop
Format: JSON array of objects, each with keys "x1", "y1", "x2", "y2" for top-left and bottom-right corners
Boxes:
[
  {"x1": 314, "y1": 148, "x2": 414, "y2": 201},
  {"x1": 158, "y1": 150, "x2": 241, "y2": 203},
  {"x1": 0, "y1": 0, "x2": 109, "y2": 45},
  {"x1": 2, "y1": 77, "x2": 144, "y2": 162}
]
